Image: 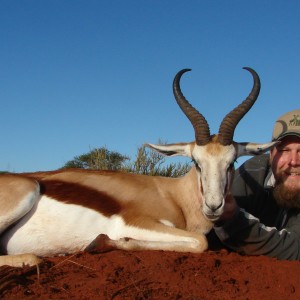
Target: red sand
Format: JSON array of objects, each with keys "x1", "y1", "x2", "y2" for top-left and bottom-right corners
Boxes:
[{"x1": 1, "y1": 249, "x2": 300, "y2": 299}]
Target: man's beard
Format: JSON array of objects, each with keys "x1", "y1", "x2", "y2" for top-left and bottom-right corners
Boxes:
[{"x1": 273, "y1": 179, "x2": 300, "y2": 209}]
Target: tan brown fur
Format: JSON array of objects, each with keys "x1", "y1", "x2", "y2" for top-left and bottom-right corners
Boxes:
[
  {"x1": 9, "y1": 167, "x2": 212, "y2": 233},
  {"x1": 0, "y1": 174, "x2": 38, "y2": 218}
]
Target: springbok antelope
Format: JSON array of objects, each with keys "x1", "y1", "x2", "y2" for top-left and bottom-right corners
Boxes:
[{"x1": 0, "y1": 67, "x2": 276, "y2": 267}]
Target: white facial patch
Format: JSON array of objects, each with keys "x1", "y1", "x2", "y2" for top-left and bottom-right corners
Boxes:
[{"x1": 192, "y1": 144, "x2": 236, "y2": 218}]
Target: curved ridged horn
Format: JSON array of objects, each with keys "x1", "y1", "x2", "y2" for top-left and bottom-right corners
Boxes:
[
  {"x1": 173, "y1": 69, "x2": 210, "y2": 146},
  {"x1": 218, "y1": 67, "x2": 260, "y2": 146}
]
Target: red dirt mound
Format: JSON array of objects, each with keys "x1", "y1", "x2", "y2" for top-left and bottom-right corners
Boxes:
[{"x1": 1, "y1": 249, "x2": 300, "y2": 299}]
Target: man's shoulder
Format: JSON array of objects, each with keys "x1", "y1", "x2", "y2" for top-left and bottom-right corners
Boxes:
[
  {"x1": 233, "y1": 154, "x2": 271, "y2": 195},
  {"x1": 237, "y1": 154, "x2": 270, "y2": 180},
  {"x1": 240, "y1": 154, "x2": 270, "y2": 171}
]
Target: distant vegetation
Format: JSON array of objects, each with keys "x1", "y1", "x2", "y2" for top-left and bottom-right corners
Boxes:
[{"x1": 62, "y1": 143, "x2": 191, "y2": 178}]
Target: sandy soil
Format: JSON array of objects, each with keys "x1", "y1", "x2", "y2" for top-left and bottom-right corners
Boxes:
[{"x1": 1, "y1": 248, "x2": 300, "y2": 300}]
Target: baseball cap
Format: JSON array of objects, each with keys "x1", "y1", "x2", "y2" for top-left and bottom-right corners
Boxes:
[{"x1": 272, "y1": 109, "x2": 300, "y2": 141}]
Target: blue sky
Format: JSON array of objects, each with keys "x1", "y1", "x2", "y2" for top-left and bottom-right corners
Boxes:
[{"x1": 1, "y1": 1, "x2": 300, "y2": 172}]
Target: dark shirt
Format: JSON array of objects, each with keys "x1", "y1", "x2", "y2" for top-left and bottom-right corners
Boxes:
[{"x1": 213, "y1": 154, "x2": 300, "y2": 260}]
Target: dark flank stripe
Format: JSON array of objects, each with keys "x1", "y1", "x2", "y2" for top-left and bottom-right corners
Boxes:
[{"x1": 39, "y1": 180, "x2": 122, "y2": 217}]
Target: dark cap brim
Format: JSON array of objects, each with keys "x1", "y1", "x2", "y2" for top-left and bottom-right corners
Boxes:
[{"x1": 273, "y1": 131, "x2": 300, "y2": 141}]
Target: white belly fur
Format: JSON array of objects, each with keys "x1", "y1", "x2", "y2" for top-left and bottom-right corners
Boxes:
[
  {"x1": 1, "y1": 195, "x2": 127, "y2": 256},
  {"x1": 1, "y1": 196, "x2": 197, "y2": 257}
]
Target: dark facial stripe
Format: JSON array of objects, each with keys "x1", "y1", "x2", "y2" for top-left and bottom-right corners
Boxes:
[{"x1": 39, "y1": 180, "x2": 122, "y2": 217}]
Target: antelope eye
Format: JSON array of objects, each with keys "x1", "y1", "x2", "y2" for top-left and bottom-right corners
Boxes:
[
  {"x1": 192, "y1": 158, "x2": 202, "y2": 172},
  {"x1": 196, "y1": 164, "x2": 202, "y2": 173},
  {"x1": 228, "y1": 160, "x2": 237, "y2": 171}
]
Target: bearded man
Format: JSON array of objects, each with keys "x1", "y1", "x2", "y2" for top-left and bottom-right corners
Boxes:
[{"x1": 212, "y1": 110, "x2": 300, "y2": 260}]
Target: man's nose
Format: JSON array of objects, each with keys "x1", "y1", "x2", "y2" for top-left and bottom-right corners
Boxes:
[{"x1": 289, "y1": 151, "x2": 300, "y2": 166}]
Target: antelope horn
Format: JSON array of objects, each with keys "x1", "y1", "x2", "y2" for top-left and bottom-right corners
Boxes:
[
  {"x1": 173, "y1": 69, "x2": 210, "y2": 146},
  {"x1": 218, "y1": 67, "x2": 261, "y2": 146}
]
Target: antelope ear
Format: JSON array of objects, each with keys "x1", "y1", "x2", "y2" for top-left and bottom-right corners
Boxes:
[
  {"x1": 145, "y1": 142, "x2": 193, "y2": 158},
  {"x1": 235, "y1": 141, "x2": 278, "y2": 157}
]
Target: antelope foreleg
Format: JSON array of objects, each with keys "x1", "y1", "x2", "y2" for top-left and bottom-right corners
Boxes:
[
  {"x1": 0, "y1": 254, "x2": 42, "y2": 268},
  {"x1": 85, "y1": 224, "x2": 208, "y2": 253}
]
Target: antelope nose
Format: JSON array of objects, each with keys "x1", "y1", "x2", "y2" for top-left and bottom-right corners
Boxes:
[{"x1": 205, "y1": 201, "x2": 222, "y2": 212}]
